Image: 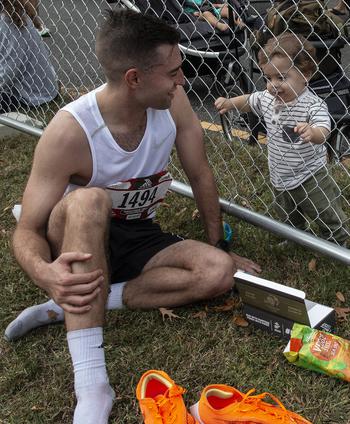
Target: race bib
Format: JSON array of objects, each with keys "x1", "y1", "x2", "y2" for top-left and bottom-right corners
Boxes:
[{"x1": 107, "y1": 171, "x2": 172, "y2": 220}]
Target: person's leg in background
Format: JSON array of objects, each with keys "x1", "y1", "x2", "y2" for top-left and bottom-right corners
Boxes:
[
  {"x1": 330, "y1": 0, "x2": 350, "y2": 16},
  {"x1": 272, "y1": 188, "x2": 308, "y2": 247},
  {"x1": 196, "y1": 10, "x2": 229, "y2": 32},
  {"x1": 297, "y1": 168, "x2": 349, "y2": 246},
  {"x1": 274, "y1": 188, "x2": 308, "y2": 231},
  {"x1": 22, "y1": 0, "x2": 50, "y2": 36}
]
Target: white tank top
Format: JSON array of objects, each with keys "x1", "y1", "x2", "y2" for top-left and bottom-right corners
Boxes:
[{"x1": 61, "y1": 86, "x2": 177, "y2": 220}]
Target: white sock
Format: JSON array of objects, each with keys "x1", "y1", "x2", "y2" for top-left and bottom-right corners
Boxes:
[
  {"x1": 4, "y1": 299, "x2": 64, "y2": 341},
  {"x1": 4, "y1": 282, "x2": 126, "y2": 341},
  {"x1": 106, "y1": 281, "x2": 125, "y2": 310},
  {"x1": 67, "y1": 327, "x2": 115, "y2": 424}
]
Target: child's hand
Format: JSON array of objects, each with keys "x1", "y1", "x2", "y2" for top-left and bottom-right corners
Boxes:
[
  {"x1": 215, "y1": 97, "x2": 234, "y2": 114},
  {"x1": 294, "y1": 122, "x2": 313, "y2": 143}
]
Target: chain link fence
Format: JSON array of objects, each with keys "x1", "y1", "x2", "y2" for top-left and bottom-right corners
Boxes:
[{"x1": 1, "y1": 0, "x2": 350, "y2": 263}]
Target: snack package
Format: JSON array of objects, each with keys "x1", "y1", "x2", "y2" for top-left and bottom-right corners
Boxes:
[{"x1": 284, "y1": 323, "x2": 350, "y2": 382}]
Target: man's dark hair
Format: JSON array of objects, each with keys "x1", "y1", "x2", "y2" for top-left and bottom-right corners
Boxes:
[{"x1": 96, "y1": 9, "x2": 180, "y2": 82}]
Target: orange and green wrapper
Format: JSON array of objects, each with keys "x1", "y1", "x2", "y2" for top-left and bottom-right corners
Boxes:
[{"x1": 284, "y1": 323, "x2": 350, "y2": 382}]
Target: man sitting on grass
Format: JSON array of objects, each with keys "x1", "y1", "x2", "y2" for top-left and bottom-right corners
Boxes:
[{"x1": 5, "y1": 9, "x2": 260, "y2": 424}]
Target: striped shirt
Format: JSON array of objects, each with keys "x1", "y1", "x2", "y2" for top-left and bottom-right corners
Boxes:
[{"x1": 248, "y1": 89, "x2": 330, "y2": 191}]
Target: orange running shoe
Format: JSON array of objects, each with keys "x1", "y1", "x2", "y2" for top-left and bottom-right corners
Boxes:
[
  {"x1": 190, "y1": 384, "x2": 312, "y2": 424},
  {"x1": 136, "y1": 369, "x2": 198, "y2": 423}
]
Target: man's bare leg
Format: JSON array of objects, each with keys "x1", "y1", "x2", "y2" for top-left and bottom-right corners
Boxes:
[
  {"x1": 124, "y1": 239, "x2": 235, "y2": 309},
  {"x1": 5, "y1": 235, "x2": 235, "y2": 339},
  {"x1": 48, "y1": 188, "x2": 115, "y2": 424}
]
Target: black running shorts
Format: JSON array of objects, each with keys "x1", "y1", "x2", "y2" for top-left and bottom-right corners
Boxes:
[{"x1": 109, "y1": 219, "x2": 183, "y2": 283}]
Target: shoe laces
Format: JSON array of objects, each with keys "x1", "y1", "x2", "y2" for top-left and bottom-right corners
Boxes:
[
  {"x1": 237, "y1": 389, "x2": 305, "y2": 423},
  {"x1": 154, "y1": 385, "x2": 187, "y2": 424}
]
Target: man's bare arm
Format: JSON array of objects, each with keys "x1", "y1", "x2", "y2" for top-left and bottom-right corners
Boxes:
[
  {"x1": 13, "y1": 112, "x2": 103, "y2": 312},
  {"x1": 172, "y1": 88, "x2": 261, "y2": 275},
  {"x1": 172, "y1": 87, "x2": 223, "y2": 245}
]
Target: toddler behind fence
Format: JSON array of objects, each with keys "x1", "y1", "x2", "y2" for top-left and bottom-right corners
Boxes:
[{"x1": 215, "y1": 32, "x2": 348, "y2": 246}]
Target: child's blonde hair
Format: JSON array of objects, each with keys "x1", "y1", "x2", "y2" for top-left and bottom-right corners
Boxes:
[{"x1": 258, "y1": 32, "x2": 317, "y2": 76}]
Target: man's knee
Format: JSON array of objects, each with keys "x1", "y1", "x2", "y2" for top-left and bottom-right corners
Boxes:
[
  {"x1": 48, "y1": 188, "x2": 112, "y2": 257},
  {"x1": 65, "y1": 188, "x2": 112, "y2": 225},
  {"x1": 195, "y1": 249, "x2": 234, "y2": 299}
]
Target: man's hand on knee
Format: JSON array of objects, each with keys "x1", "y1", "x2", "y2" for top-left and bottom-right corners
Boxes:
[{"x1": 41, "y1": 252, "x2": 104, "y2": 314}]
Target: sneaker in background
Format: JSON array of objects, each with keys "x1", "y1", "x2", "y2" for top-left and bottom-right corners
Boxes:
[
  {"x1": 136, "y1": 369, "x2": 197, "y2": 424},
  {"x1": 37, "y1": 25, "x2": 50, "y2": 37},
  {"x1": 190, "y1": 384, "x2": 311, "y2": 424}
]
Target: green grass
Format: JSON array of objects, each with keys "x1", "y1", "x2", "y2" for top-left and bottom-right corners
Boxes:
[{"x1": 1, "y1": 133, "x2": 350, "y2": 423}]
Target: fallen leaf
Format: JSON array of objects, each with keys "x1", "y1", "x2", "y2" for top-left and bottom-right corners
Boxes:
[
  {"x1": 47, "y1": 309, "x2": 60, "y2": 320},
  {"x1": 31, "y1": 405, "x2": 44, "y2": 411},
  {"x1": 233, "y1": 316, "x2": 249, "y2": 327},
  {"x1": 192, "y1": 209, "x2": 200, "y2": 220},
  {"x1": 161, "y1": 202, "x2": 170, "y2": 208},
  {"x1": 211, "y1": 298, "x2": 238, "y2": 312},
  {"x1": 335, "y1": 307, "x2": 350, "y2": 321},
  {"x1": 336, "y1": 291, "x2": 346, "y2": 303},
  {"x1": 192, "y1": 310, "x2": 207, "y2": 319},
  {"x1": 308, "y1": 258, "x2": 317, "y2": 272},
  {"x1": 159, "y1": 307, "x2": 182, "y2": 321},
  {"x1": 175, "y1": 207, "x2": 187, "y2": 217}
]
